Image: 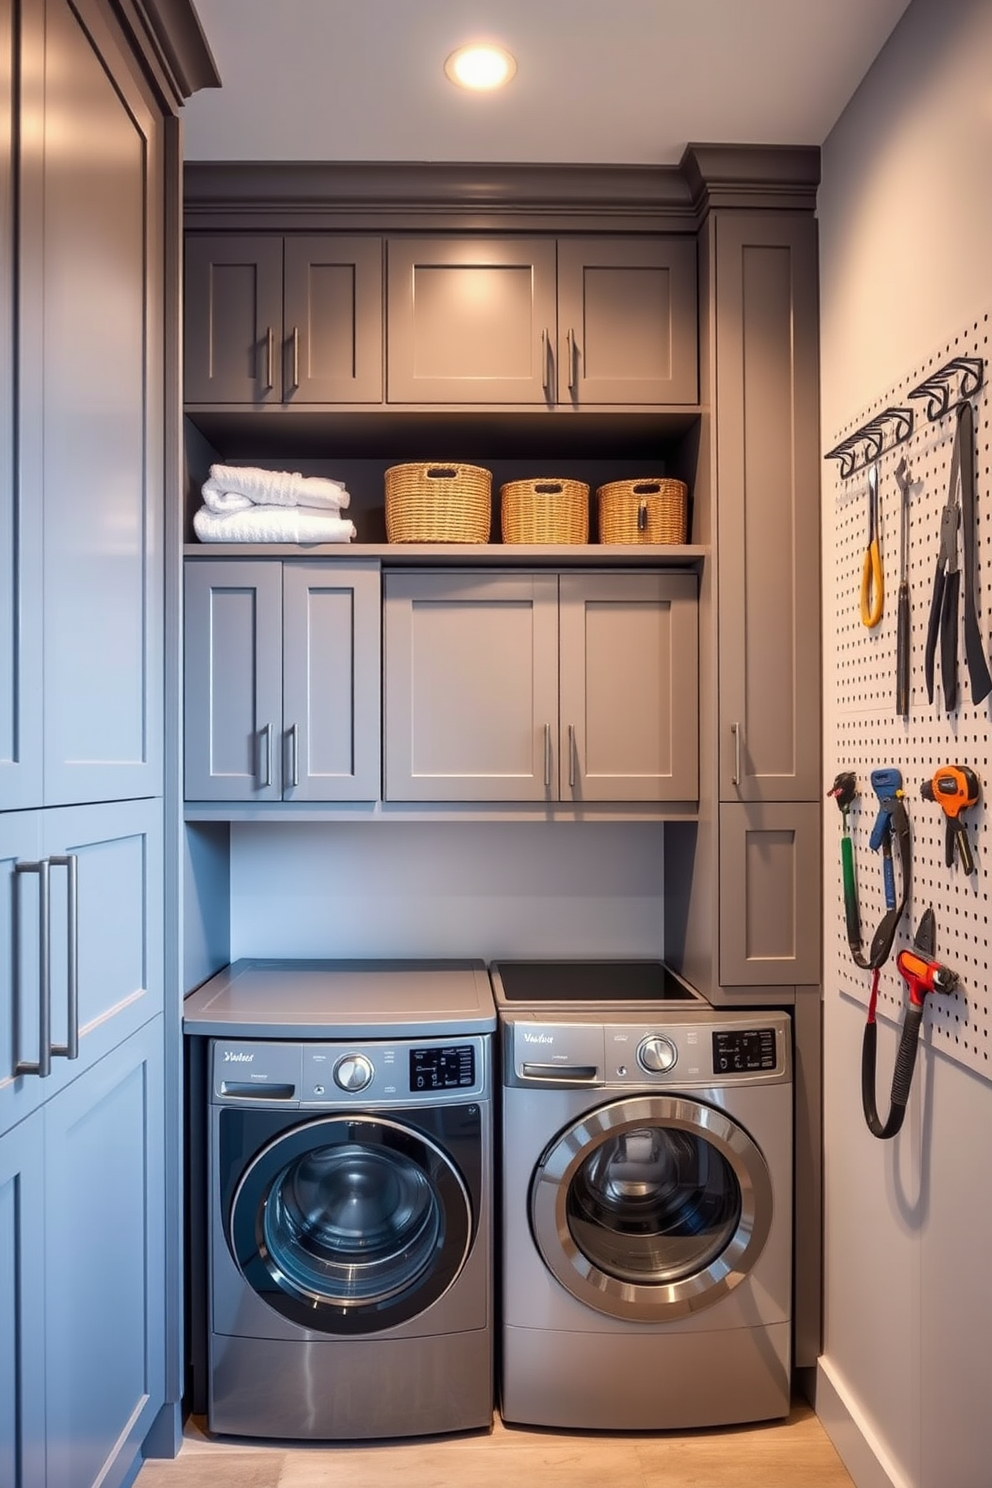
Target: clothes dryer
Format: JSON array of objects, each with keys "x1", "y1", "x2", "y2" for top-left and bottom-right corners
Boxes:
[
  {"x1": 491, "y1": 961, "x2": 792, "y2": 1431},
  {"x1": 184, "y1": 959, "x2": 495, "y2": 1441}
]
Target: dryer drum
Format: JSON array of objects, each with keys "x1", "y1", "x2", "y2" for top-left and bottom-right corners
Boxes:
[
  {"x1": 568, "y1": 1126, "x2": 742, "y2": 1285},
  {"x1": 531, "y1": 1095, "x2": 773, "y2": 1322}
]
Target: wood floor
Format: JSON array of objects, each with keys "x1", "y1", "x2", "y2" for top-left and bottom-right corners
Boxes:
[{"x1": 135, "y1": 1400, "x2": 855, "y2": 1487}]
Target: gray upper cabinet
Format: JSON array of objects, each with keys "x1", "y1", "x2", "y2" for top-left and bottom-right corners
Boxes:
[
  {"x1": 386, "y1": 235, "x2": 697, "y2": 407},
  {"x1": 556, "y1": 238, "x2": 697, "y2": 405},
  {"x1": 384, "y1": 569, "x2": 697, "y2": 804},
  {"x1": 386, "y1": 238, "x2": 559, "y2": 404},
  {"x1": 184, "y1": 233, "x2": 383, "y2": 404},
  {"x1": 184, "y1": 558, "x2": 382, "y2": 802},
  {"x1": 715, "y1": 213, "x2": 821, "y2": 805},
  {"x1": 1, "y1": 0, "x2": 163, "y2": 811}
]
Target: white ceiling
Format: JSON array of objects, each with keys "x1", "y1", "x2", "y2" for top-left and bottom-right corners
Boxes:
[{"x1": 183, "y1": 0, "x2": 913, "y2": 166}]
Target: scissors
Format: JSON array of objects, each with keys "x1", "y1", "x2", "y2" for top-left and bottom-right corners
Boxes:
[{"x1": 860, "y1": 463, "x2": 883, "y2": 627}]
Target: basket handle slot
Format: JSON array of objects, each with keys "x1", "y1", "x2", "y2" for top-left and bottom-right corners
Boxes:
[
  {"x1": 425, "y1": 467, "x2": 459, "y2": 480},
  {"x1": 533, "y1": 482, "x2": 564, "y2": 494},
  {"x1": 631, "y1": 482, "x2": 662, "y2": 495}
]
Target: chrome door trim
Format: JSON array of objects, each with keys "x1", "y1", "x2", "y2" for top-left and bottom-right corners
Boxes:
[{"x1": 529, "y1": 1094, "x2": 773, "y2": 1321}]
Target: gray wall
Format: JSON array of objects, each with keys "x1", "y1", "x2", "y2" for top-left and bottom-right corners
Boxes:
[
  {"x1": 228, "y1": 821, "x2": 667, "y2": 961},
  {"x1": 817, "y1": 2, "x2": 992, "y2": 1486}
]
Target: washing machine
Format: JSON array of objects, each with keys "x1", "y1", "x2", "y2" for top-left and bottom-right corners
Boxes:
[
  {"x1": 490, "y1": 959, "x2": 792, "y2": 1431},
  {"x1": 183, "y1": 958, "x2": 495, "y2": 1441}
]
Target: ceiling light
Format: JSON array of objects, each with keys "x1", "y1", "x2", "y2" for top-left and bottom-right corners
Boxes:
[{"x1": 444, "y1": 43, "x2": 517, "y2": 91}]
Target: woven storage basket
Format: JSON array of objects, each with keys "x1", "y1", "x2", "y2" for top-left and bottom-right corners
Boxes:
[
  {"x1": 597, "y1": 478, "x2": 689, "y2": 545},
  {"x1": 385, "y1": 462, "x2": 492, "y2": 543},
  {"x1": 500, "y1": 478, "x2": 590, "y2": 544}
]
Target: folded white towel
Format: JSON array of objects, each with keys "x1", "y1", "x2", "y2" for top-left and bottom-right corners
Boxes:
[
  {"x1": 193, "y1": 505, "x2": 357, "y2": 545},
  {"x1": 201, "y1": 463, "x2": 350, "y2": 512}
]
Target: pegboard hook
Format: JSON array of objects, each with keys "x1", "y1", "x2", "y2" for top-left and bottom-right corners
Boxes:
[{"x1": 907, "y1": 356, "x2": 985, "y2": 422}]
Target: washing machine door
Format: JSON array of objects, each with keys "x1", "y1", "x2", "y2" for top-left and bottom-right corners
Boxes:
[
  {"x1": 530, "y1": 1095, "x2": 772, "y2": 1321},
  {"x1": 228, "y1": 1113, "x2": 473, "y2": 1334}
]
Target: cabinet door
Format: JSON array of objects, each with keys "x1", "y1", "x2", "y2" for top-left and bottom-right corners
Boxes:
[
  {"x1": 0, "y1": 0, "x2": 43, "y2": 811},
  {"x1": 719, "y1": 802, "x2": 821, "y2": 986},
  {"x1": 282, "y1": 561, "x2": 381, "y2": 801},
  {"x1": 283, "y1": 236, "x2": 383, "y2": 403},
  {"x1": 384, "y1": 571, "x2": 559, "y2": 801},
  {"x1": 0, "y1": 1110, "x2": 46, "y2": 1488},
  {"x1": 386, "y1": 237, "x2": 558, "y2": 404},
  {"x1": 184, "y1": 561, "x2": 283, "y2": 801},
  {"x1": 185, "y1": 234, "x2": 283, "y2": 403},
  {"x1": 715, "y1": 213, "x2": 821, "y2": 802},
  {"x1": 556, "y1": 238, "x2": 698, "y2": 405},
  {"x1": 18, "y1": 0, "x2": 164, "y2": 807},
  {"x1": 559, "y1": 572, "x2": 698, "y2": 802},
  {"x1": 44, "y1": 1016, "x2": 165, "y2": 1488}
]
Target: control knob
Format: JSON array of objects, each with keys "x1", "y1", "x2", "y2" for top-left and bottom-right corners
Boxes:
[
  {"x1": 637, "y1": 1035, "x2": 678, "y2": 1074},
  {"x1": 333, "y1": 1053, "x2": 374, "y2": 1092}
]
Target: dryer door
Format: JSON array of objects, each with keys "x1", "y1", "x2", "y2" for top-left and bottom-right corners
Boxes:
[
  {"x1": 228, "y1": 1113, "x2": 473, "y2": 1334},
  {"x1": 530, "y1": 1095, "x2": 772, "y2": 1321}
]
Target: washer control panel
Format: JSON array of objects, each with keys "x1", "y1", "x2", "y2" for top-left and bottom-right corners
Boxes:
[{"x1": 211, "y1": 1034, "x2": 489, "y2": 1107}]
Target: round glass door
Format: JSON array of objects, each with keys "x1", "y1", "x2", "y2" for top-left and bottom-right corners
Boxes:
[
  {"x1": 530, "y1": 1095, "x2": 772, "y2": 1320},
  {"x1": 230, "y1": 1115, "x2": 473, "y2": 1334}
]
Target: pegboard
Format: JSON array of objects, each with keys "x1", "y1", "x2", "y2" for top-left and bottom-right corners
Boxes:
[{"x1": 825, "y1": 312, "x2": 991, "y2": 1085}]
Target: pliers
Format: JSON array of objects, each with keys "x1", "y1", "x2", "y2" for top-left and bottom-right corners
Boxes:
[
  {"x1": 925, "y1": 467, "x2": 963, "y2": 710},
  {"x1": 860, "y1": 463, "x2": 883, "y2": 627}
]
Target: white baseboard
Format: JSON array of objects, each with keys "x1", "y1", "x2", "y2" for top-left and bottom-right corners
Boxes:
[{"x1": 814, "y1": 1357, "x2": 911, "y2": 1488}]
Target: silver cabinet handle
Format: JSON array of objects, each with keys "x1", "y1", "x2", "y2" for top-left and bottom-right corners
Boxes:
[
  {"x1": 291, "y1": 325, "x2": 300, "y2": 391},
  {"x1": 731, "y1": 721, "x2": 742, "y2": 788},
  {"x1": 568, "y1": 724, "x2": 577, "y2": 789},
  {"x1": 49, "y1": 855, "x2": 79, "y2": 1061},
  {"x1": 567, "y1": 328, "x2": 578, "y2": 396},
  {"x1": 541, "y1": 327, "x2": 553, "y2": 399},
  {"x1": 258, "y1": 723, "x2": 272, "y2": 788},
  {"x1": 15, "y1": 859, "x2": 51, "y2": 1078},
  {"x1": 288, "y1": 723, "x2": 300, "y2": 789},
  {"x1": 263, "y1": 326, "x2": 275, "y2": 391},
  {"x1": 544, "y1": 723, "x2": 552, "y2": 790}
]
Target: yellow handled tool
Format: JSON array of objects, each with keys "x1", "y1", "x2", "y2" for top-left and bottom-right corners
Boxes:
[{"x1": 860, "y1": 462, "x2": 884, "y2": 627}]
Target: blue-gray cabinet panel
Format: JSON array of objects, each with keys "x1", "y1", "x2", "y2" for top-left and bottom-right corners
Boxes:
[
  {"x1": 0, "y1": 798, "x2": 164, "y2": 1139},
  {"x1": 0, "y1": 1110, "x2": 46, "y2": 1488},
  {"x1": 184, "y1": 561, "x2": 284, "y2": 801},
  {"x1": 44, "y1": 1016, "x2": 165, "y2": 1488},
  {"x1": 15, "y1": 0, "x2": 163, "y2": 809}
]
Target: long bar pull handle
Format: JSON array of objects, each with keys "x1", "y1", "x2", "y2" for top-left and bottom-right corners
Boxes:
[
  {"x1": 258, "y1": 723, "x2": 272, "y2": 788},
  {"x1": 568, "y1": 724, "x2": 577, "y2": 790},
  {"x1": 263, "y1": 326, "x2": 275, "y2": 391},
  {"x1": 544, "y1": 723, "x2": 552, "y2": 790},
  {"x1": 567, "y1": 329, "x2": 578, "y2": 396},
  {"x1": 49, "y1": 855, "x2": 79, "y2": 1061},
  {"x1": 291, "y1": 326, "x2": 300, "y2": 391},
  {"x1": 541, "y1": 329, "x2": 552, "y2": 398},
  {"x1": 15, "y1": 859, "x2": 51, "y2": 1078},
  {"x1": 731, "y1": 721, "x2": 742, "y2": 789},
  {"x1": 288, "y1": 723, "x2": 300, "y2": 789}
]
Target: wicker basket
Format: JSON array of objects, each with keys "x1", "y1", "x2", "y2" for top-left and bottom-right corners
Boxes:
[
  {"x1": 385, "y1": 462, "x2": 492, "y2": 543},
  {"x1": 597, "y1": 478, "x2": 689, "y2": 545},
  {"x1": 500, "y1": 478, "x2": 590, "y2": 544}
]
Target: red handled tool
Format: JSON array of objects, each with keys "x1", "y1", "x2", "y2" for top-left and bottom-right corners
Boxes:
[
  {"x1": 862, "y1": 907, "x2": 958, "y2": 1139},
  {"x1": 920, "y1": 765, "x2": 980, "y2": 874}
]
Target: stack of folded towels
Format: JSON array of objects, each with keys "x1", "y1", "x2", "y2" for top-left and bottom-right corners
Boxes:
[{"x1": 193, "y1": 464, "x2": 357, "y2": 544}]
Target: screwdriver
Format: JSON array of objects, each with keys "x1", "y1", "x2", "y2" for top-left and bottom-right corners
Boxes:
[{"x1": 921, "y1": 765, "x2": 980, "y2": 874}]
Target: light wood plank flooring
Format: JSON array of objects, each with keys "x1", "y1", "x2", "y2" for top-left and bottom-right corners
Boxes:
[{"x1": 135, "y1": 1401, "x2": 854, "y2": 1487}]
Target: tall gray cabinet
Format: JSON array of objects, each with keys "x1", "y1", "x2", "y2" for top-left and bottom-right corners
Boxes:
[{"x1": 0, "y1": 2, "x2": 217, "y2": 1484}]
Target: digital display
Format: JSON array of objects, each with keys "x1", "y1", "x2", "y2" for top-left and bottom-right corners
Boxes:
[
  {"x1": 712, "y1": 1029, "x2": 778, "y2": 1074},
  {"x1": 410, "y1": 1045, "x2": 475, "y2": 1092}
]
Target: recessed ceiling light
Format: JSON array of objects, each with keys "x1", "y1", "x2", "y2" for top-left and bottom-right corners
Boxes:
[{"x1": 444, "y1": 43, "x2": 517, "y2": 91}]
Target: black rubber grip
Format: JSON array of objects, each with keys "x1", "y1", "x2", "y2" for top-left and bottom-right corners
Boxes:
[
  {"x1": 862, "y1": 1003, "x2": 924, "y2": 1140},
  {"x1": 940, "y1": 568, "x2": 960, "y2": 712}
]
